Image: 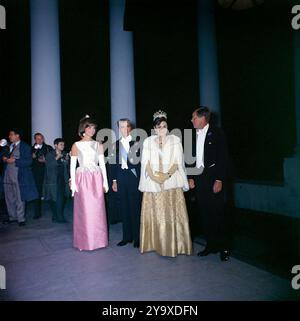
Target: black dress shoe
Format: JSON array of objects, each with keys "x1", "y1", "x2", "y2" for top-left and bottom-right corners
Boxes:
[
  {"x1": 133, "y1": 241, "x2": 140, "y2": 248},
  {"x1": 117, "y1": 240, "x2": 132, "y2": 246},
  {"x1": 33, "y1": 214, "x2": 41, "y2": 219},
  {"x1": 220, "y1": 250, "x2": 230, "y2": 261},
  {"x1": 8, "y1": 220, "x2": 17, "y2": 224},
  {"x1": 56, "y1": 219, "x2": 68, "y2": 224},
  {"x1": 197, "y1": 248, "x2": 218, "y2": 257},
  {"x1": 18, "y1": 222, "x2": 26, "y2": 227}
]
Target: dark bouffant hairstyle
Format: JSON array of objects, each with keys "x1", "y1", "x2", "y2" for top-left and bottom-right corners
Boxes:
[
  {"x1": 78, "y1": 115, "x2": 97, "y2": 137},
  {"x1": 153, "y1": 117, "x2": 167, "y2": 128}
]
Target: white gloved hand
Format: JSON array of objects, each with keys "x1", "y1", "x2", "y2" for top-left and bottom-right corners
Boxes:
[
  {"x1": 99, "y1": 154, "x2": 109, "y2": 193},
  {"x1": 70, "y1": 156, "x2": 78, "y2": 197}
]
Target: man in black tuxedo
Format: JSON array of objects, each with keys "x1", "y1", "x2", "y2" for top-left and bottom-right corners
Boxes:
[
  {"x1": 109, "y1": 119, "x2": 142, "y2": 248},
  {"x1": 32, "y1": 133, "x2": 53, "y2": 219},
  {"x1": 187, "y1": 107, "x2": 230, "y2": 261}
]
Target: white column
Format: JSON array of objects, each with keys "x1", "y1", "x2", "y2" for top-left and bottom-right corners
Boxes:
[
  {"x1": 30, "y1": 0, "x2": 62, "y2": 146},
  {"x1": 109, "y1": 0, "x2": 136, "y2": 138},
  {"x1": 197, "y1": 0, "x2": 221, "y2": 121}
]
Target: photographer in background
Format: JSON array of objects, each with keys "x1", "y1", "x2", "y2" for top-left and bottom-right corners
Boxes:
[
  {"x1": 43, "y1": 138, "x2": 70, "y2": 223},
  {"x1": 32, "y1": 133, "x2": 53, "y2": 219}
]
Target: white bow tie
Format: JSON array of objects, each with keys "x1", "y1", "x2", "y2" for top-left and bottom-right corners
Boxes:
[{"x1": 34, "y1": 144, "x2": 42, "y2": 149}]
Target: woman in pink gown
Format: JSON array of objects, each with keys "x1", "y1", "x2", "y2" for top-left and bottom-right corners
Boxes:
[{"x1": 70, "y1": 116, "x2": 109, "y2": 251}]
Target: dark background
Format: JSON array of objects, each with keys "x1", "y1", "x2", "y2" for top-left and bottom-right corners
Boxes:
[{"x1": 0, "y1": 0, "x2": 296, "y2": 182}]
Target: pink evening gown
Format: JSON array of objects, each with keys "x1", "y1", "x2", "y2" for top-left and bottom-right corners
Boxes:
[{"x1": 73, "y1": 141, "x2": 108, "y2": 251}]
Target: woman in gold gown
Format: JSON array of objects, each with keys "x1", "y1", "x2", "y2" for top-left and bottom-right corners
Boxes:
[{"x1": 138, "y1": 110, "x2": 193, "y2": 257}]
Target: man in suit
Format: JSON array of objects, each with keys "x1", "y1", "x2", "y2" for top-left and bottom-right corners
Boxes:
[
  {"x1": 31, "y1": 132, "x2": 53, "y2": 219},
  {"x1": 187, "y1": 107, "x2": 230, "y2": 261},
  {"x1": 109, "y1": 119, "x2": 142, "y2": 248},
  {"x1": 2, "y1": 129, "x2": 38, "y2": 226}
]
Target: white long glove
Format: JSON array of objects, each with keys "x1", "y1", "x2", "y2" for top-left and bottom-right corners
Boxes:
[
  {"x1": 99, "y1": 154, "x2": 109, "y2": 193},
  {"x1": 70, "y1": 156, "x2": 78, "y2": 197}
]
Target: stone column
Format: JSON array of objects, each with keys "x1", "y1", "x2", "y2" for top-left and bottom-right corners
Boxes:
[
  {"x1": 30, "y1": 0, "x2": 62, "y2": 145},
  {"x1": 197, "y1": 0, "x2": 221, "y2": 122},
  {"x1": 109, "y1": 0, "x2": 136, "y2": 138}
]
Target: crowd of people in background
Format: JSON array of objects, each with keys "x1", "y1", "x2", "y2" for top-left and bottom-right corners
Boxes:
[
  {"x1": 0, "y1": 106, "x2": 231, "y2": 261},
  {"x1": 0, "y1": 131, "x2": 70, "y2": 225}
]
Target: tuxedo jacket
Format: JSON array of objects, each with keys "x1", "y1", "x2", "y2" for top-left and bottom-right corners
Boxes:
[
  {"x1": 186, "y1": 125, "x2": 229, "y2": 182},
  {"x1": 109, "y1": 139, "x2": 141, "y2": 183}
]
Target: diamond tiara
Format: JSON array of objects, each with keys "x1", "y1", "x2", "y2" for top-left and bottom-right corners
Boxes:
[{"x1": 153, "y1": 110, "x2": 167, "y2": 121}]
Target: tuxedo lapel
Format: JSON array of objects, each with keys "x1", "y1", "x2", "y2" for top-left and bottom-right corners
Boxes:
[
  {"x1": 204, "y1": 126, "x2": 213, "y2": 152},
  {"x1": 192, "y1": 129, "x2": 197, "y2": 157}
]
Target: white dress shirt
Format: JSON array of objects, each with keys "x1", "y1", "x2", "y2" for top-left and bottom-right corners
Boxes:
[
  {"x1": 10, "y1": 140, "x2": 20, "y2": 153},
  {"x1": 196, "y1": 123, "x2": 209, "y2": 170},
  {"x1": 120, "y1": 135, "x2": 132, "y2": 170}
]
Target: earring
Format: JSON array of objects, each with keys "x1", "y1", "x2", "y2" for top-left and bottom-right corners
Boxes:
[{"x1": 83, "y1": 133, "x2": 85, "y2": 137}]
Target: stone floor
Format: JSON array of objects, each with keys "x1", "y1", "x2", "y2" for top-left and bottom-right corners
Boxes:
[{"x1": 0, "y1": 201, "x2": 298, "y2": 301}]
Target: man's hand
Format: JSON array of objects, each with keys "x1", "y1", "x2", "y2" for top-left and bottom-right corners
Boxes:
[
  {"x1": 32, "y1": 153, "x2": 37, "y2": 159},
  {"x1": 112, "y1": 181, "x2": 118, "y2": 192},
  {"x1": 213, "y1": 180, "x2": 222, "y2": 194},
  {"x1": 55, "y1": 152, "x2": 62, "y2": 160},
  {"x1": 2, "y1": 156, "x2": 8, "y2": 163},
  {"x1": 188, "y1": 179, "x2": 195, "y2": 189},
  {"x1": 6, "y1": 157, "x2": 16, "y2": 164}
]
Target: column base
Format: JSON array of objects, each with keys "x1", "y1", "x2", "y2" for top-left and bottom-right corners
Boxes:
[
  {"x1": 284, "y1": 154, "x2": 300, "y2": 195},
  {"x1": 294, "y1": 145, "x2": 300, "y2": 158}
]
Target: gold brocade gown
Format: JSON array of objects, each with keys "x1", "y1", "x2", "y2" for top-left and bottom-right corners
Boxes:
[{"x1": 139, "y1": 144, "x2": 193, "y2": 257}]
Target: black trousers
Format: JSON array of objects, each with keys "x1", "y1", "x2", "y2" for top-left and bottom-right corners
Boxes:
[
  {"x1": 118, "y1": 169, "x2": 142, "y2": 243},
  {"x1": 50, "y1": 177, "x2": 67, "y2": 222},
  {"x1": 194, "y1": 171, "x2": 228, "y2": 251},
  {"x1": 33, "y1": 170, "x2": 44, "y2": 218}
]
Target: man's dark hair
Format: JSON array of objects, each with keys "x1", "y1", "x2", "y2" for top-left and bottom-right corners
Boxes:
[
  {"x1": 117, "y1": 118, "x2": 133, "y2": 129},
  {"x1": 54, "y1": 138, "x2": 64, "y2": 146},
  {"x1": 194, "y1": 106, "x2": 211, "y2": 122},
  {"x1": 34, "y1": 132, "x2": 44, "y2": 139},
  {"x1": 153, "y1": 117, "x2": 168, "y2": 128},
  {"x1": 10, "y1": 128, "x2": 23, "y2": 138}
]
